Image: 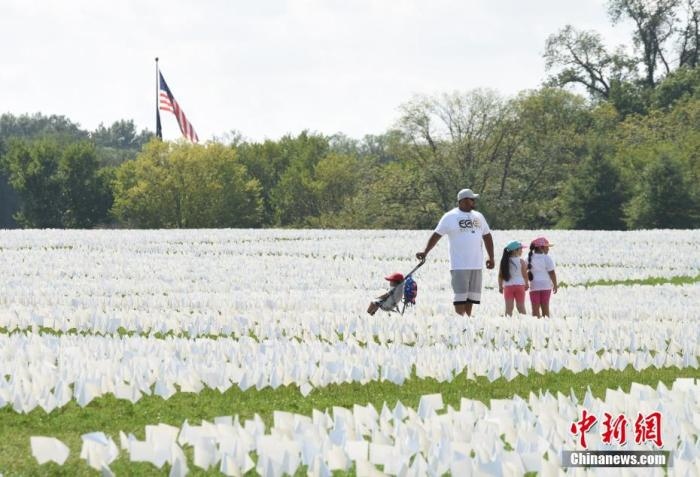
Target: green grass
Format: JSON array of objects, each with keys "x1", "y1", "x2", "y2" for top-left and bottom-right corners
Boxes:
[
  {"x1": 1, "y1": 365, "x2": 699, "y2": 476},
  {"x1": 562, "y1": 273, "x2": 700, "y2": 288},
  {"x1": 484, "y1": 273, "x2": 700, "y2": 291}
]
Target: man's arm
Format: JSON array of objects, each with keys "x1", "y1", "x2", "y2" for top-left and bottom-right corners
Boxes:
[
  {"x1": 483, "y1": 233, "x2": 495, "y2": 269},
  {"x1": 416, "y1": 232, "x2": 442, "y2": 260}
]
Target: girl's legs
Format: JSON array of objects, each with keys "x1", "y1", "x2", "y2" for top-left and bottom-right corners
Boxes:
[
  {"x1": 505, "y1": 298, "x2": 514, "y2": 316},
  {"x1": 530, "y1": 289, "x2": 542, "y2": 317},
  {"x1": 540, "y1": 290, "x2": 553, "y2": 317},
  {"x1": 541, "y1": 302, "x2": 551, "y2": 317},
  {"x1": 512, "y1": 286, "x2": 527, "y2": 315}
]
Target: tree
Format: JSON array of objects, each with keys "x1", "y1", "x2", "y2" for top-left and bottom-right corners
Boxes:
[
  {"x1": 396, "y1": 90, "x2": 519, "y2": 212},
  {"x1": 1, "y1": 138, "x2": 111, "y2": 228},
  {"x1": 609, "y1": 0, "x2": 680, "y2": 87},
  {"x1": 237, "y1": 132, "x2": 329, "y2": 226},
  {"x1": 651, "y1": 64, "x2": 700, "y2": 107},
  {"x1": 312, "y1": 153, "x2": 361, "y2": 216},
  {"x1": 608, "y1": 0, "x2": 700, "y2": 84},
  {"x1": 544, "y1": 25, "x2": 637, "y2": 99},
  {"x1": 111, "y1": 140, "x2": 262, "y2": 228},
  {"x1": 91, "y1": 120, "x2": 153, "y2": 167},
  {"x1": 266, "y1": 132, "x2": 330, "y2": 226},
  {"x1": 56, "y1": 142, "x2": 113, "y2": 228},
  {"x1": 612, "y1": 92, "x2": 700, "y2": 184},
  {"x1": 1, "y1": 139, "x2": 62, "y2": 227},
  {"x1": 338, "y1": 161, "x2": 444, "y2": 229},
  {"x1": 91, "y1": 120, "x2": 152, "y2": 150},
  {"x1": 0, "y1": 113, "x2": 87, "y2": 141},
  {"x1": 0, "y1": 113, "x2": 152, "y2": 227},
  {"x1": 625, "y1": 154, "x2": 699, "y2": 228},
  {"x1": 557, "y1": 145, "x2": 627, "y2": 229},
  {"x1": 499, "y1": 88, "x2": 592, "y2": 228},
  {"x1": 678, "y1": 0, "x2": 699, "y2": 67},
  {"x1": 545, "y1": 1, "x2": 699, "y2": 112},
  {"x1": 0, "y1": 172, "x2": 19, "y2": 228},
  {"x1": 0, "y1": 138, "x2": 19, "y2": 228}
]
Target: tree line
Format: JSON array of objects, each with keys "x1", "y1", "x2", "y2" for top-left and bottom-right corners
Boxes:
[{"x1": 1, "y1": 0, "x2": 698, "y2": 230}]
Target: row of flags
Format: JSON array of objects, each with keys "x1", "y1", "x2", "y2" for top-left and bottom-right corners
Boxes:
[{"x1": 156, "y1": 62, "x2": 199, "y2": 143}]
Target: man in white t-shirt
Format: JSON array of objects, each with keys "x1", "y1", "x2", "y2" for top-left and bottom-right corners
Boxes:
[{"x1": 416, "y1": 188, "x2": 495, "y2": 316}]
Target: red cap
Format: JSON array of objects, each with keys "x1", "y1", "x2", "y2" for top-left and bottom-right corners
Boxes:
[
  {"x1": 384, "y1": 272, "x2": 404, "y2": 282},
  {"x1": 531, "y1": 236, "x2": 553, "y2": 247}
]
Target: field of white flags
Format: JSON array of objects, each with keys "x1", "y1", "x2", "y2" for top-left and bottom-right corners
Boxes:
[{"x1": 1, "y1": 228, "x2": 699, "y2": 475}]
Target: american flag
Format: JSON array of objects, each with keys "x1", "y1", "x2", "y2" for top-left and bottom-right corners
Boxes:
[{"x1": 158, "y1": 72, "x2": 199, "y2": 143}]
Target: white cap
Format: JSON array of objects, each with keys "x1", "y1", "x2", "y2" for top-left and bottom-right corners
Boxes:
[{"x1": 457, "y1": 188, "x2": 479, "y2": 201}]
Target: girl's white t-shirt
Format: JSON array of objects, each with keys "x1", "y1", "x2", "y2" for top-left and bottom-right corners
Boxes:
[
  {"x1": 434, "y1": 208, "x2": 490, "y2": 270},
  {"x1": 503, "y1": 257, "x2": 526, "y2": 286},
  {"x1": 529, "y1": 253, "x2": 556, "y2": 291}
]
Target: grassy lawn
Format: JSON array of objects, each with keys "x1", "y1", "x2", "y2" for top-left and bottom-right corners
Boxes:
[
  {"x1": 563, "y1": 273, "x2": 700, "y2": 288},
  {"x1": 1, "y1": 365, "x2": 699, "y2": 476}
]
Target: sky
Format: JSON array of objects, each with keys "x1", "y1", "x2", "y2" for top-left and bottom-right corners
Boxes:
[{"x1": 0, "y1": 0, "x2": 635, "y2": 142}]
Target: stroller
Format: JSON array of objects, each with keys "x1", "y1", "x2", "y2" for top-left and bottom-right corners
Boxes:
[{"x1": 367, "y1": 258, "x2": 425, "y2": 316}]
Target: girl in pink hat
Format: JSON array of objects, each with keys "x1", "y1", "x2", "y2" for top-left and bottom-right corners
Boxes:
[{"x1": 527, "y1": 237, "x2": 558, "y2": 318}]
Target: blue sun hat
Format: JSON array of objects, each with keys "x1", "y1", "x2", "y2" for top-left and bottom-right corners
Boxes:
[{"x1": 505, "y1": 240, "x2": 523, "y2": 252}]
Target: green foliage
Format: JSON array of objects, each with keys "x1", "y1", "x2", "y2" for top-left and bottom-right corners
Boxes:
[
  {"x1": 2, "y1": 139, "x2": 62, "y2": 227},
  {"x1": 0, "y1": 113, "x2": 153, "y2": 229},
  {"x1": 0, "y1": 112, "x2": 88, "y2": 141},
  {"x1": 557, "y1": 145, "x2": 627, "y2": 230},
  {"x1": 498, "y1": 88, "x2": 592, "y2": 228},
  {"x1": 652, "y1": 65, "x2": 700, "y2": 108},
  {"x1": 238, "y1": 132, "x2": 330, "y2": 226},
  {"x1": 312, "y1": 153, "x2": 362, "y2": 219},
  {"x1": 57, "y1": 143, "x2": 114, "y2": 228},
  {"x1": 0, "y1": 173, "x2": 19, "y2": 228},
  {"x1": 268, "y1": 133, "x2": 331, "y2": 226},
  {"x1": 0, "y1": 113, "x2": 90, "y2": 228},
  {"x1": 544, "y1": 25, "x2": 636, "y2": 99},
  {"x1": 612, "y1": 94, "x2": 700, "y2": 226},
  {"x1": 396, "y1": 90, "x2": 519, "y2": 212},
  {"x1": 625, "y1": 153, "x2": 699, "y2": 228},
  {"x1": 91, "y1": 119, "x2": 154, "y2": 167},
  {"x1": 332, "y1": 161, "x2": 444, "y2": 229},
  {"x1": 545, "y1": 0, "x2": 699, "y2": 117},
  {"x1": 111, "y1": 140, "x2": 263, "y2": 228},
  {"x1": 1, "y1": 138, "x2": 111, "y2": 228},
  {"x1": 607, "y1": 79, "x2": 651, "y2": 116}
]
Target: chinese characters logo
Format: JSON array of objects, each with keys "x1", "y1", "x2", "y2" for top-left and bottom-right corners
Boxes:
[{"x1": 570, "y1": 409, "x2": 663, "y2": 448}]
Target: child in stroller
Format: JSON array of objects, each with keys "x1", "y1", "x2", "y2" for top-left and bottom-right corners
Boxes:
[
  {"x1": 366, "y1": 259, "x2": 424, "y2": 316},
  {"x1": 367, "y1": 272, "x2": 404, "y2": 315}
]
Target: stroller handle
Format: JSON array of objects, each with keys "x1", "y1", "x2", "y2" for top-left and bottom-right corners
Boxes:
[{"x1": 404, "y1": 258, "x2": 426, "y2": 279}]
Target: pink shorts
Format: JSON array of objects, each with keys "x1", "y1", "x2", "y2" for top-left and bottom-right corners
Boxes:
[
  {"x1": 530, "y1": 289, "x2": 552, "y2": 305},
  {"x1": 503, "y1": 285, "x2": 526, "y2": 303}
]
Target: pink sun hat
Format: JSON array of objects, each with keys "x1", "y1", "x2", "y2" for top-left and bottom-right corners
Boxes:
[{"x1": 531, "y1": 236, "x2": 554, "y2": 247}]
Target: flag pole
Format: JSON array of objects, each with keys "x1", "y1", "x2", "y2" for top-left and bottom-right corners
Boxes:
[{"x1": 155, "y1": 57, "x2": 162, "y2": 139}]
